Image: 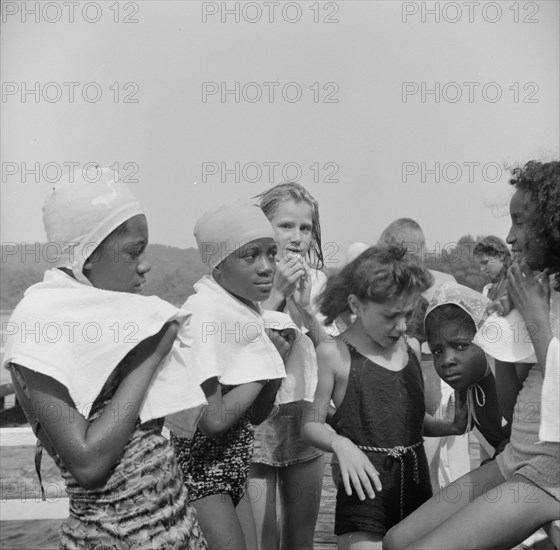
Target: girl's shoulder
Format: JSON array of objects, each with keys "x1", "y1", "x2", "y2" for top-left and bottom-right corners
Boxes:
[{"x1": 316, "y1": 336, "x2": 351, "y2": 373}]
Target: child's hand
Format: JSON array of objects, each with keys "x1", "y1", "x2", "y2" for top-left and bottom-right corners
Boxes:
[
  {"x1": 331, "y1": 436, "x2": 382, "y2": 501},
  {"x1": 451, "y1": 389, "x2": 468, "y2": 435},
  {"x1": 273, "y1": 256, "x2": 307, "y2": 299},
  {"x1": 265, "y1": 327, "x2": 294, "y2": 362},
  {"x1": 507, "y1": 265, "x2": 551, "y2": 329},
  {"x1": 291, "y1": 260, "x2": 312, "y2": 308},
  {"x1": 121, "y1": 321, "x2": 179, "y2": 378},
  {"x1": 486, "y1": 281, "x2": 512, "y2": 317}
]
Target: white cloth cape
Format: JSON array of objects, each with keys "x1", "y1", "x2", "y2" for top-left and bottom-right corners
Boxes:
[
  {"x1": 174, "y1": 275, "x2": 286, "y2": 386},
  {"x1": 2, "y1": 269, "x2": 206, "y2": 423}
]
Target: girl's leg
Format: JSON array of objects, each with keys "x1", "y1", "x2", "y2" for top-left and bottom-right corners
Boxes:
[
  {"x1": 192, "y1": 494, "x2": 247, "y2": 550},
  {"x1": 247, "y1": 462, "x2": 278, "y2": 550},
  {"x1": 278, "y1": 454, "x2": 325, "y2": 550},
  {"x1": 235, "y1": 492, "x2": 258, "y2": 550},
  {"x1": 407, "y1": 477, "x2": 558, "y2": 550},
  {"x1": 338, "y1": 531, "x2": 384, "y2": 549},
  {"x1": 385, "y1": 467, "x2": 560, "y2": 550},
  {"x1": 383, "y1": 459, "x2": 503, "y2": 550}
]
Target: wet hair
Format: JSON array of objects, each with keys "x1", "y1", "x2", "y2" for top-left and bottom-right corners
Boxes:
[
  {"x1": 425, "y1": 304, "x2": 476, "y2": 343},
  {"x1": 474, "y1": 236, "x2": 513, "y2": 268},
  {"x1": 319, "y1": 245, "x2": 433, "y2": 325},
  {"x1": 255, "y1": 182, "x2": 324, "y2": 269},
  {"x1": 509, "y1": 161, "x2": 560, "y2": 289}
]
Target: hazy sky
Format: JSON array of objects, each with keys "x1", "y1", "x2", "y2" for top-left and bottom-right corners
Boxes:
[{"x1": 2, "y1": 0, "x2": 559, "y2": 266}]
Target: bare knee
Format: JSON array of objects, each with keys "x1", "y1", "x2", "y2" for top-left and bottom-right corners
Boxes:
[{"x1": 383, "y1": 526, "x2": 410, "y2": 550}]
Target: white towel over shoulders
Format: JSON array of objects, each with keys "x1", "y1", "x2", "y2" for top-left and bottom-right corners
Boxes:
[
  {"x1": 3, "y1": 269, "x2": 206, "y2": 423},
  {"x1": 178, "y1": 275, "x2": 286, "y2": 386}
]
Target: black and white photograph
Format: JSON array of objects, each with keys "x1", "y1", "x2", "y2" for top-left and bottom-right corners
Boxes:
[{"x1": 1, "y1": 1, "x2": 559, "y2": 549}]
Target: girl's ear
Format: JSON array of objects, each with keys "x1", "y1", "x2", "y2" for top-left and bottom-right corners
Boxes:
[{"x1": 348, "y1": 294, "x2": 361, "y2": 315}]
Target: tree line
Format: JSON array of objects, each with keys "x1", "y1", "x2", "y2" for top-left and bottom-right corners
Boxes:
[{"x1": 0, "y1": 236, "x2": 489, "y2": 311}]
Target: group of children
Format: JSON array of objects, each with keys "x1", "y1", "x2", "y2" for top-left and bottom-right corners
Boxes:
[{"x1": 3, "y1": 160, "x2": 559, "y2": 550}]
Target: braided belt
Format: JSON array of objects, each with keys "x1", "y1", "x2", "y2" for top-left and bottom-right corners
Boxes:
[{"x1": 357, "y1": 441, "x2": 423, "y2": 519}]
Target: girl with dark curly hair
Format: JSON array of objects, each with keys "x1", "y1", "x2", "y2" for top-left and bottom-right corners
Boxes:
[
  {"x1": 301, "y1": 246, "x2": 470, "y2": 549},
  {"x1": 384, "y1": 160, "x2": 560, "y2": 550}
]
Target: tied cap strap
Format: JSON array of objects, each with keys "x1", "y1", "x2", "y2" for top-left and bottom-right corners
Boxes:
[
  {"x1": 465, "y1": 383, "x2": 486, "y2": 434},
  {"x1": 357, "y1": 441, "x2": 423, "y2": 520},
  {"x1": 34, "y1": 440, "x2": 46, "y2": 502}
]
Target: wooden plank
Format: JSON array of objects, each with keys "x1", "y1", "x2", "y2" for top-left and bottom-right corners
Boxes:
[
  {"x1": 0, "y1": 498, "x2": 69, "y2": 520},
  {"x1": 314, "y1": 452, "x2": 337, "y2": 547}
]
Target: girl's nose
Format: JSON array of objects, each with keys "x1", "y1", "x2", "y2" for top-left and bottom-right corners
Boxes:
[
  {"x1": 396, "y1": 317, "x2": 407, "y2": 334},
  {"x1": 257, "y1": 256, "x2": 274, "y2": 275},
  {"x1": 506, "y1": 227, "x2": 515, "y2": 245},
  {"x1": 441, "y1": 347, "x2": 456, "y2": 367},
  {"x1": 138, "y1": 259, "x2": 151, "y2": 275},
  {"x1": 290, "y1": 229, "x2": 302, "y2": 244}
]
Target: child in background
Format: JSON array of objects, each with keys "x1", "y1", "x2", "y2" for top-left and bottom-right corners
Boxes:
[
  {"x1": 3, "y1": 169, "x2": 207, "y2": 549},
  {"x1": 247, "y1": 182, "x2": 330, "y2": 550},
  {"x1": 423, "y1": 282, "x2": 510, "y2": 483},
  {"x1": 302, "y1": 246, "x2": 468, "y2": 550},
  {"x1": 170, "y1": 200, "x2": 292, "y2": 550},
  {"x1": 474, "y1": 235, "x2": 513, "y2": 301},
  {"x1": 384, "y1": 160, "x2": 560, "y2": 550}
]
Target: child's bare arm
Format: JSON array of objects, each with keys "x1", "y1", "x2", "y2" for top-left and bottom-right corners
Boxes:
[
  {"x1": 20, "y1": 322, "x2": 179, "y2": 489},
  {"x1": 301, "y1": 342, "x2": 339, "y2": 449},
  {"x1": 198, "y1": 377, "x2": 265, "y2": 438},
  {"x1": 423, "y1": 389, "x2": 468, "y2": 437},
  {"x1": 199, "y1": 327, "x2": 293, "y2": 434},
  {"x1": 507, "y1": 264, "x2": 553, "y2": 373},
  {"x1": 301, "y1": 341, "x2": 382, "y2": 501}
]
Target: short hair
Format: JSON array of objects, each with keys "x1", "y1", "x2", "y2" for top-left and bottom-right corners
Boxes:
[
  {"x1": 378, "y1": 218, "x2": 424, "y2": 247},
  {"x1": 474, "y1": 236, "x2": 512, "y2": 265}
]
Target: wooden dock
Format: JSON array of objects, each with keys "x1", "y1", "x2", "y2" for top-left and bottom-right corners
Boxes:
[{"x1": 314, "y1": 453, "x2": 338, "y2": 549}]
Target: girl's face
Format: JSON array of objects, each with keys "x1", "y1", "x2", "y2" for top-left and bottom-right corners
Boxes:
[
  {"x1": 85, "y1": 214, "x2": 151, "y2": 294},
  {"x1": 214, "y1": 238, "x2": 277, "y2": 305},
  {"x1": 476, "y1": 254, "x2": 504, "y2": 283},
  {"x1": 506, "y1": 189, "x2": 544, "y2": 270},
  {"x1": 425, "y1": 308, "x2": 487, "y2": 391},
  {"x1": 352, "y1": 293, "x2": 418, "y2": 349},
  {"x1": 268, "y1": 200, "x2": 313, "y2": 261}
]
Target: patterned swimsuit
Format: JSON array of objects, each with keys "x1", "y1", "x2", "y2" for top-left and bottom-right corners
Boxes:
[
  {"x1": 11, "y1": 365, "x2": 207, "y2": 550},
  {"x1": 171, "y1": 386, "x2": 255, "y2": 507}
]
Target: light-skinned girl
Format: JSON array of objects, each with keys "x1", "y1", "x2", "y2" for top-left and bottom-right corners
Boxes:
[
  {"x1": 246, "y1": 182, "x2": 331, "y2": 550},
  {"x1": 474, "y1": 235, "x2": 513, "y2": 301},
  {"x1": 302, "y1": 246, "x2": 468, "y2": 550}
]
